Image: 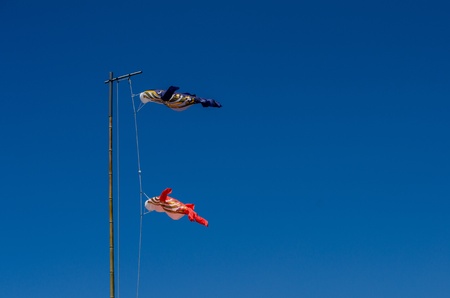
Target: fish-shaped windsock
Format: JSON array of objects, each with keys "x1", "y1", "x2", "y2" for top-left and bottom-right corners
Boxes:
[
  {"x1": 140, "y1": 86, "x2": 221, "y2": 111},
  {"x1": 145, "y1": 188, "x2": 209, "y2": 227}
]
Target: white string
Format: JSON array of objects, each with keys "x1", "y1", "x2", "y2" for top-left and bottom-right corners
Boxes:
[
  {"x1": 115, "y1": 81, "x2": 121, "y2": 298},
  {"x1": 129, "y1": 78, "x2": 145, "y2": 298}
]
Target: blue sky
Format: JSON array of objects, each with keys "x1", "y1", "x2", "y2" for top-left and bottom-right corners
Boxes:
[{"x1": 1, "y1": 0, "x2": 450, "y2": 297}]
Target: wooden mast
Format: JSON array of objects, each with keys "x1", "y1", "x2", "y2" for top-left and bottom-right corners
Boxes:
[{"x1": 105, "y1": 70, "x2": 142, "y2": 298}]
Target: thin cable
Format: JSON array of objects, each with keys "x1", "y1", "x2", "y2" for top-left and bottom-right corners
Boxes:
[
  {"x1": 116, "y1": 81, "x2": 121, "y2": 298},
  {"x1": 130, "y1": 78, "x2": 144, "y2": 298}
]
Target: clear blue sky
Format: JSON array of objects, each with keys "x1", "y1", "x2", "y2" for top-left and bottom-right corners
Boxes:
[{"x1": 1, "y1": 0, "x2": 449, "y2": 297}]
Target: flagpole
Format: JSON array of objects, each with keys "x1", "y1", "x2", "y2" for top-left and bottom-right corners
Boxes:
[{"x1": 105, "y1": 70, "x2": 142, "y2": 298}]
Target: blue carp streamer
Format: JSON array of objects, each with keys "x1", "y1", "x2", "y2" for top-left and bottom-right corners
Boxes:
[{"x1": 140, "y1": 86, "x2": 221, "y2": 111}]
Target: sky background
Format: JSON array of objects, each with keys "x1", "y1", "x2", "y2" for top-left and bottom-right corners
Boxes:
[{"x1": 1, "y1": 0, "x2": 450, "y2": 297}]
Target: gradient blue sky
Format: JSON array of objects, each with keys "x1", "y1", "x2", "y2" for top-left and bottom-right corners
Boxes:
[{"x1": 1, "y1": 1, "x2": 450, "y2": 297}]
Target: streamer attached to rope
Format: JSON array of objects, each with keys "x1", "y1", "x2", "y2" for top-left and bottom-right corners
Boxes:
[
  {"x1": 128, "y1": 78, "x2": 218, "y2": 298},
  {"x1": 144, "y1": 188, "x2": 208, "y2": 226}
]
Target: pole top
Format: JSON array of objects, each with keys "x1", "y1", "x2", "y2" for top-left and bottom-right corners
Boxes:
[{"x1": 104, "y1": 70, "x2": 143, "y2": 84}]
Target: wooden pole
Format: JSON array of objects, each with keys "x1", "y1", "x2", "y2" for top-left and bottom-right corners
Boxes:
[
  {"x1": 105, "y1": 71, "x2": 142, "y2": 298},
  {"x1": 108, "y1": 71, "x2": 115, "y2": 298}
]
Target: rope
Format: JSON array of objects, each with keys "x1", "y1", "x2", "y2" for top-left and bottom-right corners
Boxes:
[
  {"x1": 116, "y1": 81, "x2": 121, "y2": 298},
  {"x1": 129, "y1": 78, "x2": 145, "y2": 298}
]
